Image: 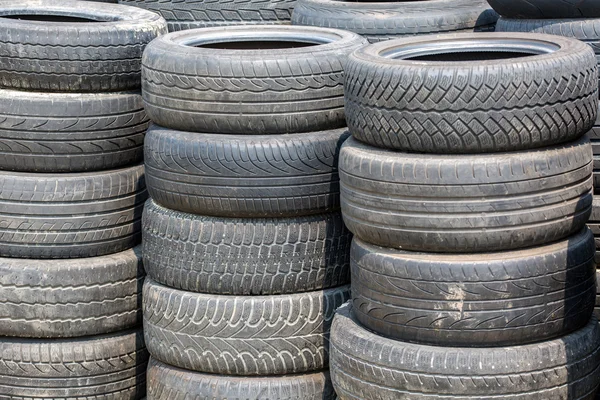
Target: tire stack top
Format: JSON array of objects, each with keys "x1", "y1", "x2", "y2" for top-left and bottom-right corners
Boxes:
[
  {"x1": 330, "y1": 32, "x2": 600, "y2": 399},
  {"x1": 140, "y1": 25, "x2": 367, "y2": 398},
  {"x1": 0, "y1": 1, "x2": 167, "y2": 398}
]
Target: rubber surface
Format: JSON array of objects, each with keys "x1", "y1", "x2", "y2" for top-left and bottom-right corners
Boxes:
[
  {"x1": 330, "y1": 303, "x2": 600, "y2": 399},
  {"x1": 143, "y1": 200, "x2": 351, "y2": 295},
  {"x1": 345, "y1": 32, "x2": 598, "y2": 153},
  {"x1": 292, "y1": 0, "x2": 498, "y2": 43},
  {"x1": 0, "y1": 164, "x2": 147, "y2": 259},
  {"x1": 488, "y1": 0, "x2": 600, "y2": 18},
  {"x1": 147, "y1": 358, "x2": 336, "y2": 399},
  {"x1": 143, "y1": 278, "x2": 350, "y2": 375},
  {"x1": 142, "y1": 26, "x2": 367, "y2": 134},
  {"x1": 339, "y1": 136, "x2": 593, "y2": 252}
]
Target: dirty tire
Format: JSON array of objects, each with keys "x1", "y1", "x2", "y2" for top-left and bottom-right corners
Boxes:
[
  {"x1": 339, "y1": 136, "x2": 593, "y2": 253},
  {"x1": 147, "y1": 358, "x2": 336, "y2": 400},
  {"x1": 0, "y1": 0, "x2": 167, "y2": 92},
  {"x1": 142, "y1": 26, "x2": 367, "y2": 134},
  {"x1": 142, "y1": 200, "x2": 351, "y2": 295},
  {"x1": 488, "y1": 0, "x2": 600, "y2": 18},
  {"x1": 0, "y1": 329, "x2": 148, "y2": 399},
  {"x1": 292, "y1": 0, "x2": 497, "y2": 43},
  {"x1": 345, "y1": 32, "x2": 598, "y2": 153},
  {"x1": 330, "y1": 303, "x2": 600, "y2": 400},
  {"x1": 0, "y1": 89, "x2": 148, "y2": 172},
  {"x1": 351, "y1": 228, "x2": 596, "y2": 346},
  {"x1": 143, "y1": 278, "x2": 350, "y2": 375},
  {"x1": 0, "y1": 164, "x2": 147, "y2": 259},
  {"x1": 145, "y1": 125, "x2": 349, "y2": 217}
]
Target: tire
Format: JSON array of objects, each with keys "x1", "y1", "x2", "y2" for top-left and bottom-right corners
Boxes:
[
  {"x1": 143, "y1": 278, "x2": 350, "y2": 375},
  {"x1": 487, "y1": 0, "x2": 600, "y2": 18},
  {"x1": 330, "y1": 303, "x2": 600, "y2": 400},
  {"x1": 145, "y1": 124, "x2": 349, "y2": 217},
  {"x1": 118, "y1": 0, "x2": 296, "y2": 31},
  {"x1": 596, "y1": 270, "x2": 600, "y2": 319},
  {"x1": 351, "y1": 228, "x2": 596, "y2": 346},
  {"x1": 0, "y1": 329, "x2": 148, "y2": 399},
  {"x1": 0, "y1": 164, "x2": 147, "y2": 259},
  {"x1": 339, "y1": 136, "x2": 593, "y2": 253},
  {"x1": 141, "y1": 26, "x2": 367, "y2": 135},
  {"x1": 142, "y1": 200, "x2": 351, "y2": 295},
  {"x1": 345, "y1": 32, "x2": 598, "y2": 153},
  {"x1": 147, "y1": 358, "x2": 336, "y2": 400},
  {"x1": 587, "y1": 198, "x2": 600, "y2": 250},
  {"x1": 0, "y1": 90, "x2": 148, "y2": 173},
  {"x1": 291, "y1": 0, "x2": 498, "y2": 43},
  {"x1": 0, "y1": 0, "x2": 167, "y2": 92}
]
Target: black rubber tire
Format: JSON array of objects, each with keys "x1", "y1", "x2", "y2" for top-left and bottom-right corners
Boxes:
[
  {"x1": 345, "y1": 32, "x2": 598, "y2": 153},
  {"x1": 0, "y1": 89, "x2": 148, "y2": 173},
  {"x1": 147, "y1": 358, "x2": 336, "y2": 399},
  {"x1": 142, "y1": 200, "x2": 351, "y2": 295},
  {"x1": 0, "y1": 329, "x2": 148, "y2": 399},
  {"x1": 143, "y1": 278, "x2": 350, "y2": 376},
  {"x1": 292, "y1": 0, "x2": 498, "y2": 43},
  {"x1": 339, "y1": 136, "x2": 593, "y2": 253},
  {"x1": 0, "y1": 0, "x2": 167, "y2": 92},
  {"x1": 351, "y1": 228, "x2": 596, "y2": 347},
  {"x1": 0, "y1": 164, "x2": 147, "y2": 259},
  {"x1": 141, "y1": 26, "x2": 367, "y2": 135},
  {"x1": 330, "y1": 303, "x2": 600, "y2": 400},
  {"x1": 145, "y1": 124, "x2": 348, "y2": 217},
  {"x1": 119, "y1": 0, "x2": 296, "y2": 31},
  {"x1": 488, "y1": 0, "x2": 600, "y2": 18},
  {"x1": 596, "y1": 270, "x2": 600, "y2": 319}
]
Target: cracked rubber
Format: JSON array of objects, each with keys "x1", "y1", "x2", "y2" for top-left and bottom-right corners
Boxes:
[
  {"x1": 142, "y1": 200, "x2": 351, "y2": 295},
  {"x1": 141, "y1": 25, "x2": 367, "y2": 134},
  {"x1": 0, "y1": 0, "x2": 167, "y2": 92},
  {"x1": 339, "y1": 136, "x2": 593, "y2": 253},
  {"x1": 345, "y1": 32, "x2": 598, "y2": 153},
  {"x1": 143, "y1": 278, "x2": 350, "y2": 376},
  {"x1": 147, "y1": 358, "x2": 336, "y2": 399},
  {"x1": 0, "y1": 164, "x2": 147, "y2": 259},
  {"x1": 488, "y1": 0, "x2": 600, "y2": 18},
  {"x1": 351, "y1": 228, "x2": 596, "y2": 346}
]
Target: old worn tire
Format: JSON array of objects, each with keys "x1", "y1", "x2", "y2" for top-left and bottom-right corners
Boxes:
[
  {"x1": 142, "y1": 200, "x2": 351, "y2": 295},
  {"x1": 0, "y1": 329, "x2": 148, "y2": 399},
  {"x1": 331, "y1": 303, "x2": 600, "y2": 400},
  {"x1": 292, "y1": 0, "x2": 497, "y2": 43},
  {"x1": 345, "y1": 32, "x2": 598, "y2": 153},
  {"x1": 143, "y1": 278, "x2": 349, "y2": 375},
  {"x1": 142, "y1": 26, "x2": 367, "y2": 135},
  {"x1": 0, "y1": 164, "x2": 147, "y2": 259},
  {"x1": 0, "y1": 90, "x2": 148, "y2": 173},
  {"x1": 339, "y1": 136, "x2": 593, "y2": 253},
  {"x1": 488, "y1": 0, "x2": 600, "y2": 18},
  {"x1": 119, "y1": 0, "x2": 295, "y2": 31},
  {"x1": 145, "y1": 125, "x2": 348, "y2": 217},
  {"x1": 351, "y1": 228, "x2": 596, "y2": 346},
  {"x1": 147, "y1": 358, "x2": 336, "y2": 399}
]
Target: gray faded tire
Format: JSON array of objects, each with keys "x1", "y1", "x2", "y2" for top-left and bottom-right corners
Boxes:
[
  {"x1": 147, "y1": 358, "x2": 336, "y2": 399},
  {"x1": 292, "y1": 0, "x2": 498, "y2": 43},
  {"x1": 330, "y1": 303, "x2": 600, "y2": 399},
  {"x1": 143, "y1": 200, "x2": 351, "y2": 295},
  {"x1": 145, "y1": 124, "x2": 349, "y2": 217},
  {"x1": 488, "y1": 0, "x2": 600, "y2": 18},
  {"x1": 345, "y1": 32, "x2": 598, "y2": 153},
  {"x1": 0, "y1": 0, "x2": 167, "y2": 92},
  {"x1": 119, "y1": 0, "x2": 296, "y2": 31},
  {"x1": 0, "y1": 328, "x2": 148, "y2": 399},
  {"x1": 0, "y1": 90, "x2": 148, "y2": 173},
  {"x1": 339, "y1": 136, "x2": 593, "y2": 253},
  {"x1": 0, "y1": 246, "x2": 143, "y2": 338},
  {"x1": 143, "y1": 278, "x2": 350, "y2": 375},
  {"x1": 351, "y1": 228, "x2": 596, "y2": 346},
  {"x1": 0, "y1": 164, "x2": 147, "y2": 259},
  {"x1": 141, "y1": 26, "x2": 367, "y2": 135}
]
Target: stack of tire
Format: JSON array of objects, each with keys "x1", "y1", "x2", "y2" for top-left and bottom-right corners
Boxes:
[
  {"x1": 0, "y1": 1, "x2": 167, "y2": 398},
  {"x1": 330, "y1": 32, "x2": 600, "y2": 399},
  {"x1": 139, "y1": 25, "x2": 367, "y2": 398},
  {"x1": 291, "y1": 0, "x2": 498, "y2": 43}
]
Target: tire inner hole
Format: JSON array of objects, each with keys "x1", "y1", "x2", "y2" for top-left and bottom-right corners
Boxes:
[
  {"x1": 3, "y1": 15, "x2": 101, "y2": 22},
  {"x1": 197, "y1": 40, "x2": 318, "y2": 50},
  {"x1": 406, "y1": 51, "x2": 536, "y2": 62}
]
